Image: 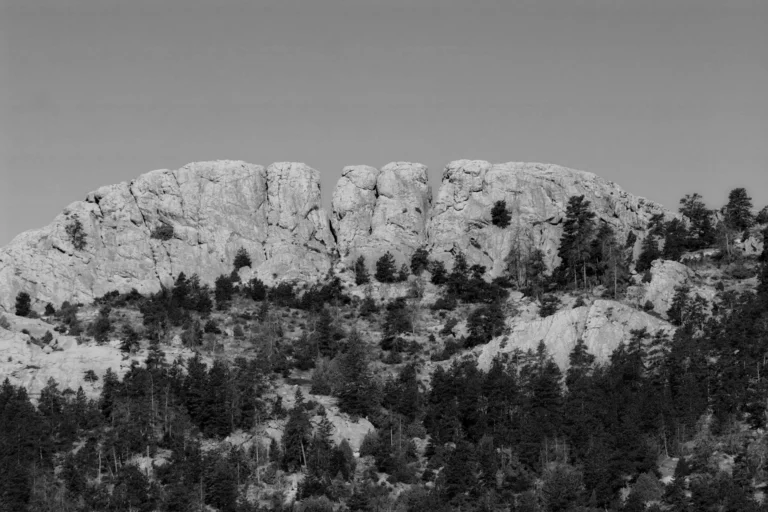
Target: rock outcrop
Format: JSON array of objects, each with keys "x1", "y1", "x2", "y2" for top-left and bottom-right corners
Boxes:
[
  {"x1": 476, "y1": 299, "x2": 674, "y2": 370},
  {"x1": 331, "y1": 162, "x2": 431, "y2": 270},
  {"x1": 427, "y1": 160, "x2": 670, "y2": 275},
  {"x1": 1, "y1": 159, "x2": 674, "y2": 311},
  {"x1": 627, "y1": 259, "x2": 716, "y2": 318},
  {"x1": 0, "y1": 161, "x2": 334, "y2": 311}
]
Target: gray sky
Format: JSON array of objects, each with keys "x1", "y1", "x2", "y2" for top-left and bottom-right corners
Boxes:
[{"x1": 1, "y1": 0, "x2": 766, "y2": 246}]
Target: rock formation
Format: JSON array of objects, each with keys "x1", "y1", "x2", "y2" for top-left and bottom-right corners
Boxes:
[
  {"x1": 627, "y1": 259, "x2": 716, "y2": 318},
  {"x1": 0, "y1": 159, "x2": 672, "y2": 311},
  {"x1": 331, "y1": 162, "x2": 431, "y2": 270},
  {"x1": 0, "y1": 161, "x2": 334, "y2": 311},
  {"x1": 427, "y1": 160, "x2": 670, "y2": 276},
  {"x1": 476, "y1": 299, "x2": 674, "y2": 370}
]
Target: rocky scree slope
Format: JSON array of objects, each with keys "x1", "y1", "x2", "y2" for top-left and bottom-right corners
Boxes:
[{"x1": 0, "y1": 159, "x2": 670, "y2": 311}]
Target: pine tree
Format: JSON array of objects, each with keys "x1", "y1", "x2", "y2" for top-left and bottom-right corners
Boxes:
[
  {"x1": 375, "y1": 252, "x2": 397, "y2": 283},
  {"x1": 337, "y1": 330, "x2": 378, "y2": 417},
  {"x1": 491, "y1": 200, "x2": 511, "y2": 228},
  {"x1": 556, "y1": 195, "x2": 596, "y2": 289},
  {"x1": 723, "y1": 187, "x2": 754, "y2": 233},
  {"x1": 233, "y1": 247, "x2": 252, "y2": 270},
  {"x1": 14, "y1": 291, "x2": 31, "y2": 317},
  {"x1": 663, "y1": 218, "x2": 688, "y2": 261},
  {"x1": 282, "y1": 391, "x2": 312, "y2": 472},
  {"x1": 636, "y1": 235, "x2": 661, "y2": 273},
  {"x1": 429, "y1": 260, "x2": 448, "y2": 285},
  {"x1": 679, "y1": 193, "x2": 715, "y2": 250},
  {"x1": 214, "y1": 274, "x2": 234, "y2": 310},
  {"x1": 410, "y1": 247, "x2": 430, "y2": 275},
  {"x1": 353, "y1": 256, "x2": 370, "y2": 285}
]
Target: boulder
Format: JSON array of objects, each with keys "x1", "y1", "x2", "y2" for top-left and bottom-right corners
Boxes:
[{"x1": 427, "y1": 160, "x2": 671, "y2": 276}]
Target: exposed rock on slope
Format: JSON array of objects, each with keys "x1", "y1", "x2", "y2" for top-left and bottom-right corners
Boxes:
[
  {"x1": 627, "y1": 259, "x2": 716, "y2": 318},
  {"x1": 427, "y1": 160, "x2": 669, "y2": 276},
  {"x1": 476, "y1": 299, "x2": 674, "y2": 370},
  {"x1": 0, "y1": 161, "x2": 334, "y2": 311},
  {"x1": 331, "y1": 162, "x2": 431, "y2": 269}
]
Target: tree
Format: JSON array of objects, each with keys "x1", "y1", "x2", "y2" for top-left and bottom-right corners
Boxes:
[
  {"x1": 429, "y1": 260, "x2": 448, "y2": 285},
  {"x1": 723, "y1": 187, "x2": 754, "y2": 233},
  {"x1": 410, "y1": 247, "x2": 430, "y2": 275},
  {"x1": 233, "y1": 248, "x2": 252, "y2": 270},
  {"x1": 679, "y1": 193, "x2": 715, "y2": 250},
  {"x1": 663, "y1": 218, "x2": 688, "y2": 261},
  {"x1": 375, "y1": 252, "x2": 397, "y2": 283},
  {"x1": 14, "y1": 291, "x2": 31, "y2": 317},
  {"x1": 466, "y1": 301, "x2": 505, "y2": 347},
  {"x1": 282, "y1": 391, "x2": 312, "y2": 472},
  {"x1": 757, "y1": 206, "x2": 768, "y2": 225},
  {"x1": 636, "y1": 235, "x2": 660, "y2": 273},
  {"x1": 354, "y1": 256, "x2": 370, "y2": 285},
  {"x1": 337, "y1": 330, "x2": 379, "y2": 417},
  {"x1": 214, "y1": 275, "x2": 234, "y2": 310},
  {"x1": 65, "y1": 217, "x2": 87, "y2": 250},
  {"x1": 491, "y1": 200, "x2": 511, "y2": 228},
  {"x1": 556, "y1": 195, "x2": 596, "y2": 290}
]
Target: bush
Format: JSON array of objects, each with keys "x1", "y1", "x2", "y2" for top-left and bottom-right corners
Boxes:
[
  {"x1": 375, "y1": 252, "x2": 398, "y2": 283},
  {"x1": 65, "y1": 217, "x2": 87, "y2": 250},
  {"x1": 150, "y1": 224, "x2": 174, "y2": 241},
  {"x1": 429, "y1": 260, "x2": 448, "y2": 285},
  {"x1": 359, "y1": 431, "x2": 380, "y2": 458},
  {"x1": 14, "y1": 292, "x2": 31, "y2": 317},
  {"x1": 233, "y1": 247, "x2": 252, "y2": 269},
  {"x1": 539, "y1": 295, "x2": 561, "y2": 317},
  {"x1": 44, "y1": 303, "x2": 56, "y2": 316},
  {"x1": 431, "y1": 294, "x2": 457, "y2": 311},
  {"x1": 643, "y1": 300, "x2": 655, "y2": 312}
]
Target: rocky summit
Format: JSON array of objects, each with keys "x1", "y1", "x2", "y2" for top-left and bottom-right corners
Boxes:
[{"x1": 0, "y1": 159, "x2": 669, "y2": 312}]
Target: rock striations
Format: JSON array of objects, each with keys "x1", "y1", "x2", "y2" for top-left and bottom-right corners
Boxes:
[{"x1": 0, "y1": 159, "x2": 670, "y2": 311}]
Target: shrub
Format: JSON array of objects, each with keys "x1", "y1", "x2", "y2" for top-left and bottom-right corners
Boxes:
[
  {"x1": 41, "y1": 331, "x2": 53, "y2": 344},
  {"x1": 44, "y1": 303, "x2": 56, "y2": 316},
  {"x1": 539, "y1": 295, "x2": 561, "y2": 317},
  {"x1": 150, "y1": 223, "x2": 174, "y2": 241},
  {"x1": 65, "y1": 217, "x2": 87, "y2": 250},
  {"x1": 247, "y1": 277, "x2": 267, "y2": 301},
  {"x1": 15, "y1": 292, "x2": 31, "y2": 317},
  {"x1": 397, "y1": 264, "x2": 410, "y2": 282},
  {"x1": 491, "y1": 200, "x2": 511, "y2": 228},
  {"x1": 643, "y1": 300, "x2": 655, "y2": 312},
  {"x1": 440, "y1": 317, "x2": 459, "y2": 337}
]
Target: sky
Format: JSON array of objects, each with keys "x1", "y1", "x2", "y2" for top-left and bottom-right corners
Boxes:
[{"x1": 1, "y1": 0, "x2": 766, "y2": 246}]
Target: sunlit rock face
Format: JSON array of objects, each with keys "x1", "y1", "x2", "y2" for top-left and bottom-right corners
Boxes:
[
  {"x1": 331, "y1": 162, "x2": 431, "y2": 273},
  {"x1": 426, "y1": 160, "x2": 670, "y2": 276},
  {"x1": 0, "y1": 161, "x2": 335, "y2": 311}
]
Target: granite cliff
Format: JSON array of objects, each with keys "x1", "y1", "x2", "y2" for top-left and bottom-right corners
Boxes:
[{"x1": 0, "y1": 159, "x2": 670, "y2": 311}]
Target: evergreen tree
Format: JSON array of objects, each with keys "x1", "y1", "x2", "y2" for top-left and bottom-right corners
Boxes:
[
  {"x1": 679, "y1": 193, "x2": 715, "y2": 250},
  {"x1": 491, "y1": 200, "x2": 511, "y2": 228},
  {"x1": 556, "y1": 195, "x2": 596, "y2": 289},
  {"x1": 723, "y1": 187, "x2": 754, "y2": 233},
  {"x1": 375, "y1": 252, "x2": 397, "y2": 283},
  {"x1": 214, "y1": 274, "x2": 234, "y2": 310},
  {"x1": 663, "y1": 218, "x2": 688, "y2": 261},
  {"x1": 337, "y1": 330, "x2": 379, "y2": 417},
  {"x1": 429, "y1": 260, "x2": 448, "y2": 285},
  {"x1": 282, "y1": 390, "x2": 312, "y2": 472},
  {"x1": 354, "y1": 256, "x2": 370, "y2": 285},
  {"x1": 233, "y1": 247, "x2": 252, "y2": 270},
  {"x1": 14, "y1": 291, "x2": 31, "y2": 317},
  {"x1": 410, "y1": 247, "x2": 430, "y2": 275},
  {"x1": 466, "y1": 301, "x2": 505, "y2": 347},
  {"x1": 315, "y1": 307, "x2": 336, "y2": 358},
  {"x1": 636, "y1": 235, "x2": 661, "y2": 273},
  {"x1": 756, "y1": 205, "x2": 768, "y2": 225}
]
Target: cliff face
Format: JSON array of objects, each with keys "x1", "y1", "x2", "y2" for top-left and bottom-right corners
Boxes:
[
  {"x1": 427, "y1": 160, "x2": 669, "y2": 276},
  {"x1": 0, "y1": 159, "x2": 670, "y2": 311}
]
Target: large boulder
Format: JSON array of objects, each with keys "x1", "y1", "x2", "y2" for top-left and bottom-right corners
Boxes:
[
  {"x1": 427, "y1": 160, "x2": 671, "y2": 276},
  {"x1": 332, "y1": 162, "x2": 431, "y2": 271},
  {"x1": 476, "y1": 299, "x2": 674, "y2": 370},
  {"x1": 0, "y1": 161, "x2": 335, "y2": 311}
]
